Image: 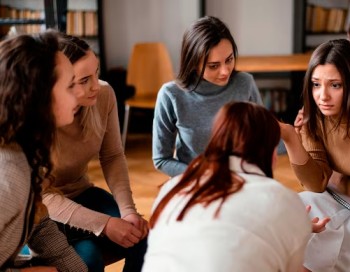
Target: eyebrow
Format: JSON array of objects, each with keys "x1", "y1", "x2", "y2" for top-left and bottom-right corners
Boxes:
[{"x1": 207, "y1": 53, "x2": 234, "y2": 65}]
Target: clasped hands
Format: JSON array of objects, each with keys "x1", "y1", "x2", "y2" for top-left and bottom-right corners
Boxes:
[{"x1": 103, "y1": 213, "x2": 149, "y2": 248}]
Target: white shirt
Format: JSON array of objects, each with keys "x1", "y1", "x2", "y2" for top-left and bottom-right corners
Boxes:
[
  {"x1": 300, "y1": 189, "x2": 350, "y2": 272},
  {"x1": 142, "y1": 156, "x2": 311, "y2": 272}
]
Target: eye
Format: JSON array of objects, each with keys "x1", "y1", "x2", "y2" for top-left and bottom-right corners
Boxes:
[
  {"x1": 68, "y1": 82, "x2": 75, "y2": 89},
  {"x1": 79, "y1": 78, "x2": 89, "y2": 85},
  {"x1": 225, "y1": 57, "x2": 234, "y2": 64},
  {"x1": 312, "y1": 81, "x2": 320, "y2": 88},
  {"x1": 207, "y1": 64, "x2": 219, "y2": 70},
  {"x1": 331, "y1": 82, "x2": 342, "y2": 89}
]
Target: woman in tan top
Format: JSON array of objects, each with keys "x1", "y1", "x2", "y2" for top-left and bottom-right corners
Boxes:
[
  {"x1": 280, "y1": 39, "x2": 350, "y2": 272},
  {"x1": 42, "y1": 34, "x2": 148, "y2": 272}
]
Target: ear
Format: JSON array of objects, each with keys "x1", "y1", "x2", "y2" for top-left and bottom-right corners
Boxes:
[{"x1": 272, "y1": 147, "x2": 278, "y2": 170}]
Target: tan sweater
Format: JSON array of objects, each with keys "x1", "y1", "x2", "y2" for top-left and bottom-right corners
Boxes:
[
  {"x1": 0, "y1": 144, "x2": 87, "y2": 271},
  {"x1": 43, "y1": 80, "x2": 137, "y2": 236},
  {"x1": 292, "y1": 117, "x2": 350, "y2": 192}
]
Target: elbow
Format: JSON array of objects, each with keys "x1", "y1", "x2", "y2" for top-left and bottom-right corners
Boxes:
[{"x1": 301, "y1": 181, "x2": 327, "y2": 193}]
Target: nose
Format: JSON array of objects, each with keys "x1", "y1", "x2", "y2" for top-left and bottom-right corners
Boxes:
[
  {"x1": 91, "y1": 75, "x2": 100, "y2": 91},
  {"x1": 319, "y1": 86, "x2": 330, "y2": 101},
  {"x1": 220, "y1": 64, "x2": 230, "y2": 76}
]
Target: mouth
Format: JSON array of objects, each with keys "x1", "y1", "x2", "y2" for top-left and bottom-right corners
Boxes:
[
  {"x1": 319, "y1": 104, "x2": 333, "y2": 110},
  {"x1": 88, "y1": 94, "x2": 98, "y2": 99}
]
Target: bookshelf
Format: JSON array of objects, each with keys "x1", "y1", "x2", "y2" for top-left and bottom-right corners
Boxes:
[
  {"x1": 65, "y1": 0, "x2": 106, "y2": 78},
  {"x1": 294, "y1": 0, "x2": 350, "y2": 53},
  {"x1": 0, "y1": 0, "x2": 106, "y2": 79},
  {"x1": 0, "y1": 0, "x2": 46, "y2": 37}
]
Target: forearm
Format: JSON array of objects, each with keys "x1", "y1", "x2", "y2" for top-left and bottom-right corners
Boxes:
[
  {"x1": 43, "y1": 193, "x2": 110, "y2": 236},
  {"x1": 282, "y1": 129, "x2": 310, "y2": 166},
  {"x1": 291, "y1": 158, "x2": 330, "y2": 192},
  {"x1": 153, "y1": 157, "x2": 188, "y2": 177}
]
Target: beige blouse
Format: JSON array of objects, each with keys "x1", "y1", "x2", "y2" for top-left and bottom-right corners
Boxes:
[{"x1": 43, "y1": 80, "x2": 137, "y2": 236}]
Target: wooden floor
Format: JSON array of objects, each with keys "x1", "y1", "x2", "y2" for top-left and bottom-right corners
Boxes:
[{"x1": 88, "y1": 133, "x2": 304, "y2": 271}]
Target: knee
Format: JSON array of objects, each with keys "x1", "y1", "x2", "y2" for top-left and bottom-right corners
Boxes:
[{"x1": 73, "y1": 239, "x2": 104, "y2": 272}]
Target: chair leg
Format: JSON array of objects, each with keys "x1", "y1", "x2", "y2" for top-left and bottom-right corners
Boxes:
[{"x1": 122, "y1": 104, "x2": 130, "y2": 148}]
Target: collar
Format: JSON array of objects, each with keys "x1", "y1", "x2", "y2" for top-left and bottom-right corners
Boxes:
[
  {"x1": 229, "y1": 156, "x2": 265, "y2": 177},
  {"x1": 187, "y1": 75, "x2": 234, "y2": 96}
]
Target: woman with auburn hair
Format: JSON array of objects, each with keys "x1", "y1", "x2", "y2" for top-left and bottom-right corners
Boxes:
[{"x1": 143, "y1": 102, "x2": 311, "y2": 272}]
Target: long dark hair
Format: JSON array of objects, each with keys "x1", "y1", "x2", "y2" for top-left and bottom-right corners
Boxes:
[
  {"x1": 303, "y1": 39, "x2": 350, "y2": 140},
  {"x1": 177, "y1": 16, "x2": 238, "y2": 90},
  {"x1": 0, "y1": 31, "x2": 60, "y2": 210},
  {"x1": 150, "y1": 102, "x2": 280, "y2": 227}
]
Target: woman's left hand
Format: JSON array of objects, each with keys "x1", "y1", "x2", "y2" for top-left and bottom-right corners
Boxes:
[
  {"x1": 306, "y1": 205, "x2": 330, "y2": 233},
  {"x1": 123, "y1": 213, "x2": 149, "y2": 239}
]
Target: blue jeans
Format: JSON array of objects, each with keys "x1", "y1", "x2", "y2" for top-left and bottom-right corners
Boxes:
[{"x1": 56, "y1": 187, "x2": 147, "y2": 272}]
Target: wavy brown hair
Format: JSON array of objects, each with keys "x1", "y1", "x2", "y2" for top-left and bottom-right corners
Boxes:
[
  {"x1": 177, "y1": 16, "x2": 238, "y2": 90},
  {"x1": 150, "y1": 102, "x2": 280, "y2": 227},
  {"x1": 0, "y1": 31, "x2": 60, "y2": 217}
]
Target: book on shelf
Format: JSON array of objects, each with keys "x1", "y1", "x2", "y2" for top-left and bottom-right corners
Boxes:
[
  {"x1": 307, "y1": 0, "x2": 349, "y2": 33},
  {"x1": 66, "y1": 10, "x2": 98, "y2": 37}
]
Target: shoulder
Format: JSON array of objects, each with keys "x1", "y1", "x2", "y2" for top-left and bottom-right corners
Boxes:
[
  {"x1": 0, "y1": 145, "x2": 30, "y2": 206},
  {"x1": 232, "y1": 175, "x2": 309, "y2": 222},
  {"x1": 96, "y1": 80, "x2": 116, "y2": 108},
  {"x1": 233, "y1": 71, "x2": 255, "y2": 82},
  {"x1": 158, "y1": 81, "x2": 183, "y2": 97}
]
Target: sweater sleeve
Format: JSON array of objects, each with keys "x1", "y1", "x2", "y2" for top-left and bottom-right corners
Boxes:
[
  {"x1": 98, "y1": 83, "x2": 137, "y2": 217},
  {"x1": 152, "y1": 84, "x2": 188, "y2": 177},
  {"x1": 27, "y1": 215, "x2": 88, "y2": 272},
  {"x1": 42, "y1": 192, "x2": 110, "y2": 236},
  {"x1": 290, "y1": 126, "x2": 332, "y2": 192}
]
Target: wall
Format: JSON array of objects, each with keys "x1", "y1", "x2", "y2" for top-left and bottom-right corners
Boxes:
[
  {"x1": 206, "y1": 0, "x2": 294, "y2": 55},
  {"x1": 103, "y1": 0, "x2": 200, "y2": 73},
  {"x1": 102, "y1": 0, "x2": 294, "y2": 73}
]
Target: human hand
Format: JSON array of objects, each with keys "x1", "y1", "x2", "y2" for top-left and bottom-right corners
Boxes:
[
  {"x1": 279, "y1": 121, "x2": 298, "y2": 142},
  {"x1": 294, "y1": 107, "x2": 304, "y2": 134},
  {"x1": 123, "y1": 213, "x2": 149, "y2": 239},
  {"x1": 21, "y1": 267, "x2": 57, "y2": 272},
  {"x1": 103, "y1": 217, "x2": 142, "y2": 248},
  {"x1": 306, "y1": 205, "x2": 330, "y2": 233}
]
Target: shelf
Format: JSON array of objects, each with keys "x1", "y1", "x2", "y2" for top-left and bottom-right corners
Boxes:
[{"x1": 0, "y1": 18, "x2": 44, "y2": 25}]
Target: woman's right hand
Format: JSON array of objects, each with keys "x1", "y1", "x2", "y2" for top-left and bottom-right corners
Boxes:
[
  {"x1": 21, "y1": 267, "x2": 57, "y2": 272},
  {"x1": 103, "y1": 217, "x2": 142, "y2": 248}
]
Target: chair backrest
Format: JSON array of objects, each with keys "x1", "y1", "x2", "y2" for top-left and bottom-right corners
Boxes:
[{"x1": 126, "y1": 42, "x2": 175, "y2": 99}]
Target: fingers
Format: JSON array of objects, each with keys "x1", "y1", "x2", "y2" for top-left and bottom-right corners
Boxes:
[
  {"x1": 305, "y1": 205, "x2": 311, "y2": 213},
  {"x1": 312, "y1": 217, "x2": 330, "y2": 233}
]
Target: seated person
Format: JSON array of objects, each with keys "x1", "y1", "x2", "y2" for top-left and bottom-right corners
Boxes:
[{"x1": 143, "y1": 101, "x2": 311, "y2": 272}]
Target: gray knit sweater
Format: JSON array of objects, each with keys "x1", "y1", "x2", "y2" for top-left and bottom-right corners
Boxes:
[{"x1": 152, "y1": 72, "x2": 263, "y2": 177}]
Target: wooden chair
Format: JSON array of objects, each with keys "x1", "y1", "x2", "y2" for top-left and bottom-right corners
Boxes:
[{"x1": 121, "y1": 42, "x2": 174, "y2": 147}]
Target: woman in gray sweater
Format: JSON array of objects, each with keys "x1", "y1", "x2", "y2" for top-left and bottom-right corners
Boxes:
[{"x1": 152, "y1": 16, "x2": 262, "y2": 177}]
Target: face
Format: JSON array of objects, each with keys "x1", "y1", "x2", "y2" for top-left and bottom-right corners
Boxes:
[
  {"x1": 311, "y1": 64, "x2": 343, "y2": 117},
  {"x1": 52, "y1": 52, "x2": 77, "y2": 127},
  {"x1": 200, "y1": 38, "x2": 235, "y2": 86},
  {"x1": 72, "y1": 50, "x2": 100, "y2": 107}
]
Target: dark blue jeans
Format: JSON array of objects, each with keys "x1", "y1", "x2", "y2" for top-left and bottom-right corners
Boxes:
[{"x1": 56, "y1": 187, "x2": 147, "y2": 272}]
